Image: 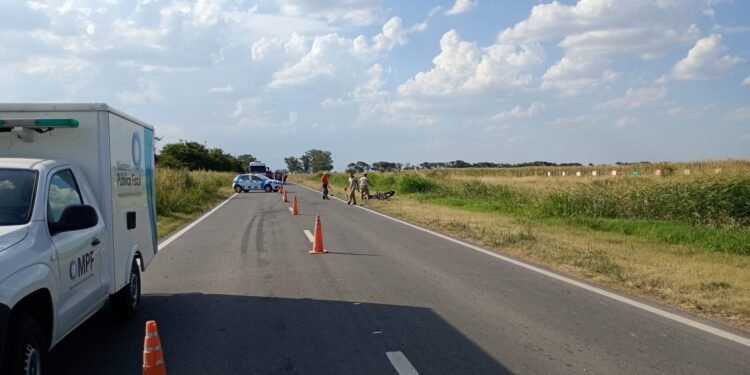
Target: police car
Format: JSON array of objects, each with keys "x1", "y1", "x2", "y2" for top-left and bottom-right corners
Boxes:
[{"x1": 233, "y1": 173, "x2": 281, "y2": 193}]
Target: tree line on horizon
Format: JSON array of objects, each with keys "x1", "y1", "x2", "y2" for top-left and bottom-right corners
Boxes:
[{"x1": 156, "y1": 140, "x2": 656, "y2": 174}]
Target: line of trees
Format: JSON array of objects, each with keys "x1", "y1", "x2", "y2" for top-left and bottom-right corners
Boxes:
[
  {"x1": 284, "y1": 149, "x2": 334, "y2": 173},
  {"x1": 157, "y1": 140, "x2": 255, "y2": 172}
]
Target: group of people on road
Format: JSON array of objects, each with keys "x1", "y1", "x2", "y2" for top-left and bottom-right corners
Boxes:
[{"x1": 320, "y1": 171, "x2": 372, "y2": 205}]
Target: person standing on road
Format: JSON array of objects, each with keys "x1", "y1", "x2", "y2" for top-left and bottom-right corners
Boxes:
[
  {"x1": 321, "y1": 172, "x2": 330, "y2": 200},
  {"x1": 359, "y1": 173, "x2": 372, "y2": 200},
  {"x1": 345, "y1": 172, "x2": 359, "y2": 205}
]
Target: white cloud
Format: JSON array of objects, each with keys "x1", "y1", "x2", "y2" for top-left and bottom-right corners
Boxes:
[
  {"x1": 491, "y1": 101, "x2": 545, "y2": 123},
  {"x1": 541, "y1": 56, "x2": 619, "y2": 95},
  {"x1": 547, "y1": 115, "x2": 592, "y2": 130},
  {"x1": 117, "y1": 79, "x2": 163, "y2": 105},
  {"x1": 614, "y1": 116, "x2": 639, "y2": 128},
  {"x1": 268, "y1": 33, "x2": 364, "y2": 88},
  {"x1": 274, "y1": 0, "x2": 382, "y2": 26},
  {"x1": 726, "y1": 106, "x2": 750, "y2": 121},
  {"x1": 672, "y1": 34, "x2": 743, "y2": 80},
  {"x1": 445, "y1": 0, "x2": 477, "y2": 16},
  {"x1": 743, "y1": 76, "x2": 750, "y2": 86},
  {"x1": 398, "y1": 30, "x2": 541, "y2": 96},
  {"x1": 21, "y1": 56, "x2": 91, "y2": 75},
  {"x1": 599, "y1": 86, "x2": 667, "y2": 110},
  {"x1": 666, "y1": 106, "x2": 709, "y2": 119},
  {"x1": 372, "y1": 17, "x2": 409, "y2": 51},
  {"x1": 208, "y1": 85, "x2": 234, "y2": 93},
  {"x1": 496, "y1": 0, "x2": 707, "y2": 93},
  {"x1": 231, "y1": 97, "x2": 272, "y2": 128},
  {"x1": 268, "y1": 15, "x2": 425, "y2": 89}
]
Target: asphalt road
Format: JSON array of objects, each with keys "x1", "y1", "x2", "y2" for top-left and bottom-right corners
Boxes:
[{"x1": 49, "y1": 184, "x2": 750, "y2": 374}]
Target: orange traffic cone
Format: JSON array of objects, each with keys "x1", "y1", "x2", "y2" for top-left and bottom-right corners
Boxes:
[
  {"x1": 310, "y1": 215, "x2": 328, "y2": 254},
  {"x1": 143, "y1": 320, "x2": 166, "y2": 375},
  {"x1": 279, "y1": 185, "x2": 284, "y2": 194},
  {"x1": 292, "y1": 196, "x2": 299, "y2": 216},
  {"x1": 283, "y1": 190, "x2": 289, "y2": 203}
]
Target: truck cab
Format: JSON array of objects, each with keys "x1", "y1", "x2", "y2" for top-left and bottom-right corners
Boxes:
[{"x1": 0, "y1": 104, "x2": 157, "y2": 374}]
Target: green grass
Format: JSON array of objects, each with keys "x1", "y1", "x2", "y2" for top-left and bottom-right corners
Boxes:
[
  {"x1": 296, "y1": 168, "x2": 750, "y2": 255},
  {"x1": 155, "y1": 168, "x2": 235, "y2": 238}
]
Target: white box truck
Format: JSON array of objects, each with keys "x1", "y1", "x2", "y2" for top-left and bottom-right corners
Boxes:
[{"x1": 0, "y1": 103, "x2": 157, "y2": 374}]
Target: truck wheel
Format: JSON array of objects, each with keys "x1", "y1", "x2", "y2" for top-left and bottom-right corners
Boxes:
[
  {"x1": 111, "y1": 261, "x2": 141, "y2": 320},
  {"x1": 264, "y1": 185, "x2": 272, "y2": 192},
  {"x1": 234, "y1": 185, "x2": 242, "y2": 193},
  {"x1": 4, "y1": 316, "x2": 47, "y2": 375}
]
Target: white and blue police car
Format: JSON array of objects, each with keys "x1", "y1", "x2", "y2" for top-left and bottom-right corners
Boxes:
[{"x1": 233, "y1": 173, "x2": 281, "y2": 193}]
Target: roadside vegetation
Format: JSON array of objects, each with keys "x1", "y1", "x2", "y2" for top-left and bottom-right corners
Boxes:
[
  {"x1": 155, "y1": 168, "x2": 235, "y2": 238},
  {"x1": 291, "y1": 160, "x2": 750, "y2": 329}
]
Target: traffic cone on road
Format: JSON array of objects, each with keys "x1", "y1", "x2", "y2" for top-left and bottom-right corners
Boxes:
[
  {"x1": 292, "y1": 196, "x2": 299, "y2": 216},
  {"x1": 279, "y1": 185, "x2": 284, "y2": 194},
  {"x1": 309, "y1": 215, "x2": 328, "y2": 254},
  {"x1": 143, "y1": 320, "x2": 166, "y2": 375},
  {"x1": 283, "y1": 190, "x2": 289, "y2": 203}
]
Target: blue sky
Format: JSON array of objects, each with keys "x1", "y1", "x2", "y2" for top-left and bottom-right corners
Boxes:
[{"x1": 1, "y1": 0, "x2": 749, "y2": 170}]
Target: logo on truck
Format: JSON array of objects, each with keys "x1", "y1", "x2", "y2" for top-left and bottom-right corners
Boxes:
[
  {"x1": 69, "y1": 250, "x2": 95, "y2": 284},
  {"x1": 132, "y1": 132, "x2": 142, "y2": 170}
]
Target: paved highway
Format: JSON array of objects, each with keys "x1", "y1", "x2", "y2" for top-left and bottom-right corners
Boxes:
[{"x1": 49, "y1": 184, "x2": 750, "y2": 374}]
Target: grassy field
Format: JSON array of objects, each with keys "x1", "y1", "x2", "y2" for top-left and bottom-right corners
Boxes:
[
  {"x1": 155, "y1": 168, "x2": 235, "y2": 239},
  {"x1": 291, "y1": 161, "x2": 750, "y2": 329}
]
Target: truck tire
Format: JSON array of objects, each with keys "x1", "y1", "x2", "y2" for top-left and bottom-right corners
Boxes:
[
  {"x1": 111, "y1": 261, "x2": 141, "y2": 320},
  {"x1": 264, "y1": 185, "x2": 272, "y2": 192},
  {"x1": 4, "y1": 316, "x2": 47, "y2": 375}
]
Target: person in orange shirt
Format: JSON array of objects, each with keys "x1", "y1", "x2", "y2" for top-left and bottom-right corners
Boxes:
[{"x1": 321, "y1": 172, "x2": 330, "y2": 200}]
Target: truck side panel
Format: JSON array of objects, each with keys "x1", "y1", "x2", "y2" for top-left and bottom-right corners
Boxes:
[{"x1": 108, "y1": 113, "x2": 156, "y2": 292}]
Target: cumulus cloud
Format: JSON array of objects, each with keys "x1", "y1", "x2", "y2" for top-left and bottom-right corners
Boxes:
[
  {"x1": 599, "y1": 86, "x2": 667, "y2": 110},
  {"x1": 614, "y1": 116, "x2": 639, "y2": 128},
  {"x1": 398, "y1": 30, "x2": 541, "y2": 96},
  {"x1": 208, "y1": 85, "x2": 234, "y2": 93},
  {"x1": 726, "y1": 106, "x2": 750, "y2": 121},
  {"x1": 231, "y1": 97, "x2": 273, "y2": 128},
  {"x1": 117, "y1": 79, "x2": 163, "y2": 105},
  {"x1": 541, "y1": 56, "x2": 619, "y2": 95},
  {"x1": 274, "y1": 0, "x2": 382, "y2": 26},
  {"x1": 495, "y1": 0, "x2": 708, "y2": 93},
  {"x1": 672, "y1": 34, "x2": 743, "y2": 80},
  {"x1": 491, "y1": 102, "x2": 545, "y2": 123},
  {"x1": 445, "y1": 0, "x2": 477, "y2": 16},
  {"x1": 268, "y1": 16, "x2": 426, "y2": 89},
  {"x1": 268, "y1": 33, "x2": 364, "y2": 88}
]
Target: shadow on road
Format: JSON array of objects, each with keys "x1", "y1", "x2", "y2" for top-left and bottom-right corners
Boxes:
[{"x1": 49, "y1": 294, "x2": 511, "y2": 374}]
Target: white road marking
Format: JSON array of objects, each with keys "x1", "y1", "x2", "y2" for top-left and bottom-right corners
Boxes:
[
  {"x1": 293, "y1": 183, "x2": 750, "y2": 348},
  {"x1": 304, "y1": 230, "x2": 314, "y2": 243},
  {"x1": 158, "y1": 194, "x2": 237, "y2": 251},
  {"x1": 386, "y1": 351, "x2": 419, "y2": 375}
]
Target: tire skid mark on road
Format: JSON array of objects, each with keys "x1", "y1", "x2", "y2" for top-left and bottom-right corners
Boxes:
[
  {"x1": 256, "y1": 212, "x2": 269, "y2": 267},
  {"x1": 240, "y1": 215, "x2": 257, "y2": 256}
]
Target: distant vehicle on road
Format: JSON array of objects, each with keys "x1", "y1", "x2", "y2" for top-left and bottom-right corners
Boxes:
[
  {"x1": 248, "y1": 161, "x2": 273, "y2": 179},
  {"x1": 233, "y1": 174, "x2": 281, "y2": 193}
]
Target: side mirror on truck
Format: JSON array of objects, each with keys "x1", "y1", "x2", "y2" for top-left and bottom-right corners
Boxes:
[{"x1": 49, "y1": 204, "x2": 99, "y2": 235}]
